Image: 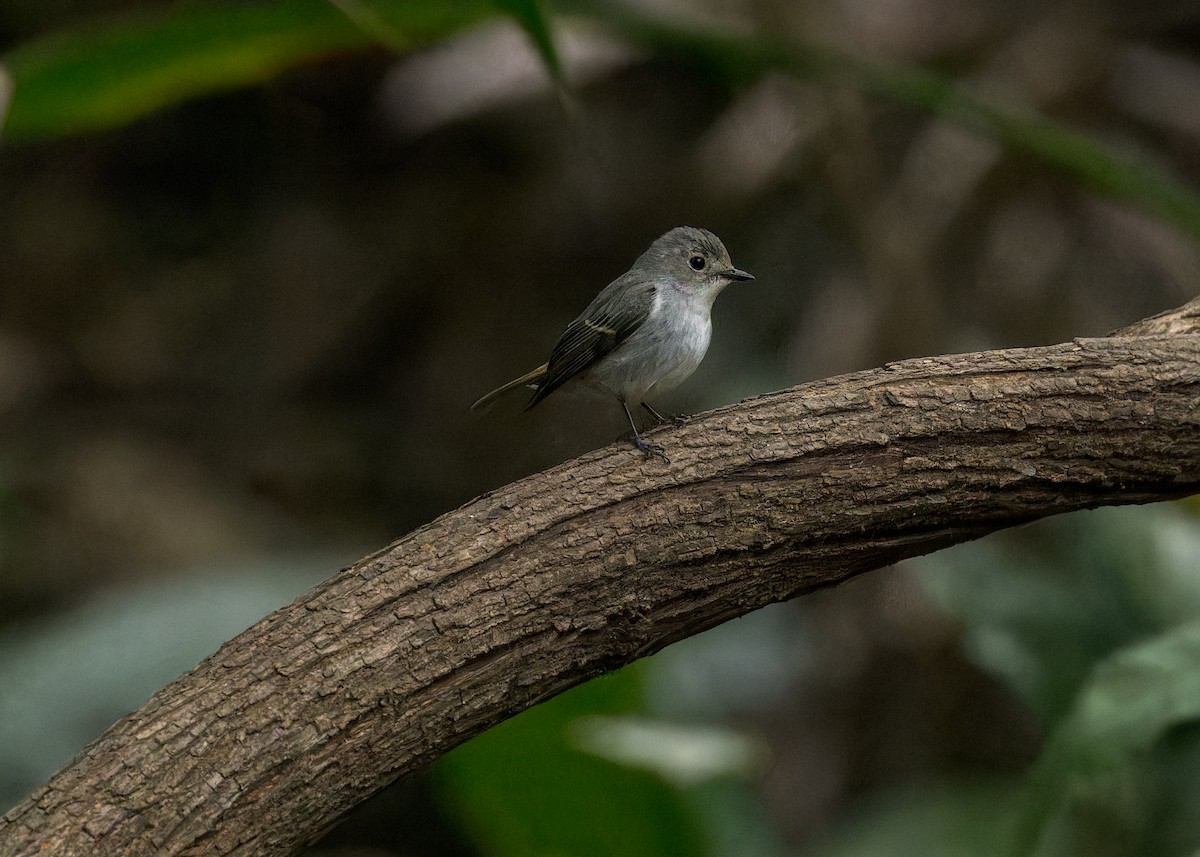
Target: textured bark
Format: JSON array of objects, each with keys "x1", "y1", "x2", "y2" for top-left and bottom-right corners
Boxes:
[{"x1": 3, "y1": 300, "x2": 1200, "y2": 856}]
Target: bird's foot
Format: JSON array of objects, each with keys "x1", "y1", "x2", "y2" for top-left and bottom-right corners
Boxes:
[
  {"x1": 631, "y1": 434, "x2": 670, "y2": 464},
  {"x1": 641, "y1": 403, "x2": 690, "y2": 426}
]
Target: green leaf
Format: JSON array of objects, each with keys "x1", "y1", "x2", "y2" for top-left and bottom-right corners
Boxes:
[
  {"x1": 493, "y1": 0, "x2": 564, "y2": 84},
  {"x1": 433, "y1": 665, "x2": 710, "y2": 857},
  {"x1": 807, "y1": 780, "x2": 1023, "y2": 857},
  {"x1": 805, "y1": 624, "x2": 1200, "y2": 857},
  {"x1": 2, "y1": 0, "x2": 495, "y2": 140},
  {"x1": 917, "y1": 508, "x2": 1159, "y2": 723},
  {"x1": 1015, "y1": 621, "x2": 1200, "y2": 856},
  {"x1": 7, "y1": 0, "x2": 1200, "y2": 243}
]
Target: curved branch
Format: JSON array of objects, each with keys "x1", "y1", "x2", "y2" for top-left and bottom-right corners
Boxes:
[{"x1": 3, "y1": 303, "x2": 1200, "y2": 856}]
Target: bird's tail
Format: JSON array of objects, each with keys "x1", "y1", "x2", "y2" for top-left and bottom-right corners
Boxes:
[{"x1": 469, "y1": 363, "x2": 549, "y2": 412}]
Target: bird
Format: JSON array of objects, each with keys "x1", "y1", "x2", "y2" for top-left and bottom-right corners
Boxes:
[{"x1": 470, "y1": 226, "x2": 753, "y2": 458}]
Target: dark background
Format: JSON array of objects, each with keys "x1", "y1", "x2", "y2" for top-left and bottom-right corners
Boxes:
[{"x1": 2, "y1": 1, "x2": 1199, "y2": 854}]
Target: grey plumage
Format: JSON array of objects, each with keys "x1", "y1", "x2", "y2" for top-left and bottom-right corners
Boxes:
[{"x1": 471, "y1": 226, "x2": 753, "y2": 455}]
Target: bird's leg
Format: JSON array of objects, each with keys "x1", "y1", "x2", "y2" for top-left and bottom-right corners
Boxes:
[
  {"x1": 621, "y1": 400, "x2": 669, "y2": 463},
  {"x1": 641, "y1": 402, "x2": 690, "y2": 426}
]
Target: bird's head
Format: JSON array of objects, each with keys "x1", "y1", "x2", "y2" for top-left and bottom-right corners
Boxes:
[{"x1": 637, "y1": 226, "x2": 754, "y2": 301}]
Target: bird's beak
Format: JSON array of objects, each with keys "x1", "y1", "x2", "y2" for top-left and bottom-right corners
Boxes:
[{"x1": 724, "y1": 267, "x2": 754, "y2": 282}]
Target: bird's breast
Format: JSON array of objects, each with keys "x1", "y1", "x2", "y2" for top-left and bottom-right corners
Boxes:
[{"x1": 585, "y1": 293, "x2": 713, "y2": 403}]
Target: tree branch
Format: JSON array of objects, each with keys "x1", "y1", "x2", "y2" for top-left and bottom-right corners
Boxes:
[{"x1": 3, "y1": 301, "x2": 1200, "y2": 856}]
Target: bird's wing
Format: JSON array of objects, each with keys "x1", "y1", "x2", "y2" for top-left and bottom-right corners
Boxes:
[{"x1": 528, "y1": 278, "x2": 656, "y2": 407}]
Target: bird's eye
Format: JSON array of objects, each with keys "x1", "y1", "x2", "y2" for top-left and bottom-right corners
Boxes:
[{"x1": 688, "y1": 255, "x2": 707, "y2": 271}]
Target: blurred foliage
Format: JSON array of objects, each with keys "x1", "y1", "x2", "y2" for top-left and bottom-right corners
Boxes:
[
  {"x1": 434, "y1": 666, "x2": 715, "y2": 857},
  {"x1": 0, "y1": 558, "x2": 336, "y2": 809},
  {"x1": 900, "y1": 505, "x2": 1200, "y2": 857},
  {"x1": 492, "y1": 0, "x2": 563, "y2": 83},
  {"x1": 1017, "y1": 620, "x2": 1200, "y2": 856},
  {"x1": 2, "y1": 0, "x2": 1200, "y2": 855},
  {"x1": 6, "y1": 0, "x2": 1200, "y2": 237},
  {"x1": 1, "y1": 1, "x2": 495, "y2": 139},
  {"x1": 434, "y1": 661, "x2": 781, "y2": 857}
]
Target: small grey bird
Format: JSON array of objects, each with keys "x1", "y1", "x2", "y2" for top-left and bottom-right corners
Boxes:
[{"x1": 471, "y1": 226, "x2": 753, "y2": 456}]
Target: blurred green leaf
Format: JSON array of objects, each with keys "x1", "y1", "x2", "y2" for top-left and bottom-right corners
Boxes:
[
  {"x1": 6, "y1": 0, "x2": 1200, "y2": 240},
  {"x1": 1015, "y1": 621, "x2": 1200, "y2": 857},
  {"x1": 2, "y1": 0, "x2": 495, "y2": 140},
  {"x1": 917, "y1": 507, "x2": 1161, "y2": 723},
  {"x1": 433, "y1": 664, "x2": 710, "y2": 857},
  {"x1": 826, "y1": 507, "x2": 1200, "y2": 857},
  {"x1": 808, "y1": 780, "x2": 1023, "y2": 857},
  {"x1": 493, "y1": 0, "x2": 564, "y2": 84}
]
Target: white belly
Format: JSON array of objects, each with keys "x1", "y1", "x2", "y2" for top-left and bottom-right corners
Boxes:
[{"x1": 582, "y1": 294, "x2": 712, "y2": 404}]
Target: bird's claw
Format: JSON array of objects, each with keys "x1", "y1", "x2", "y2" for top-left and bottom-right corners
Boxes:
[
  {"x1": 641, "y1": 403, "x2": 690, "y2": 426},
  {"x1": 632, "y1": 436, "x2": 670, "y2": 463}
]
